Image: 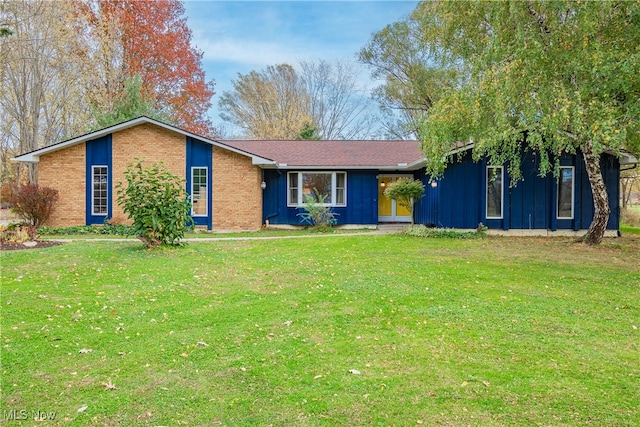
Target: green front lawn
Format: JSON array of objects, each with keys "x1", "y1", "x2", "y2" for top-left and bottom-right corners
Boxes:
[
  {"x1": 1, "y1": 235, "x2": 638, "y2": 425},
  {"x1": 37, "y1": 226, "x2": 377, "y2": 240}
]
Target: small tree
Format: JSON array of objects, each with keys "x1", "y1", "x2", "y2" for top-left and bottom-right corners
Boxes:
[
  {"x1": 8, "y1": 184, "x2": 59, "y2": 228},
  {"x1": 116, "y1": 161, "x2": 193, "y2": 247},
  {"x1": 384, "y1": 178, "x2": 425, "y2": 225}
]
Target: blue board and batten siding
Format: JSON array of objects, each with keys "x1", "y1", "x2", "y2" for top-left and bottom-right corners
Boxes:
[
  {"x1": 262, "y1": 169, "x2": 439, "y2": 227},
  {"x1": 342, "y1": 171, "x2": 379, "y2": 224},
  {"x1": 85, "y1": 135, "x2": 112, "y2": 225},
  {"x1": 413, "y1": 172, "x2": 440, "y2": 226},
  {"x1": 262, "y1": 150, "x2": 620, "y2": 231},
  {"x1": 186, "y1": 137, "x2": 213, "y2": 229},
  {"x1": 424, "y1": 150, "x2": 620, "y2": 231},
  {"x1": 261, "y1": 169, "x2": 379, "y2": 225}
]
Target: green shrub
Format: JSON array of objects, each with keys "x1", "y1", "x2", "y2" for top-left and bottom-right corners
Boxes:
[
  {"x1": 7, "y1": 184, "x2": 59, "y2": 227},
  {"x1": 116, "y1": 161, "x2": 193, "y2": 247},
  {"x1": 38, "y1": 219, "x2": 134, "y2": 236},
  {"x1": 297, "y1": 189, "x2": 338, "y2": 232}
]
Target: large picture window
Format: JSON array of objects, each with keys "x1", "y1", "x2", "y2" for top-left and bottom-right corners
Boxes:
[
  {"x1": 486, "y1": 166, "x2": 503, "y2": 219},
  {"x1": 287, "y1": 172, "x2": 347, "y2": 207},
  {"x1": 92, "y1": 166, "x2": 108, "y2": 215},
  {"x1": 191, "y1": 167, "x2": 208, "y2": 217},
  {"x1": 557, "y1": 166, "x2": 574, "y2": 219}
]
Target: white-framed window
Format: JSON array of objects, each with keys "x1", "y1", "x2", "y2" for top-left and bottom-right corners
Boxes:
[
  {"x1": 557, "y1": 166, "x2": 574, "y2": 219},
  {"x1": 486, "y1": 166, "x2": 503, "y2": 219},
  {"x1": 191, "y1": 167, "x2": 208, "y2": 217},
  {"x1": 288, "y1": 172, "x2": 299, "y2": 206},
  {"x1": 92, "y1": 166, "x2": 108, "y2": 215},
  {"x1": 287, "y1": 172, "x2": 347, "y2": 207}
]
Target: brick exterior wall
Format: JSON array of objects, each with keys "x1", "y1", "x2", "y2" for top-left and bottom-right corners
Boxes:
[
  {"x1": 111, "y1": 123, "x2": 186, "y2": 223},
  {"x1": 212, "y1": 146, "x2": 263, "y2": 231},
  {"x1": 38, "y1": 143, "x2": 86, "y2": 227},
  {"x1": 34, "y1": 122, "x2": 263, "y2": 231}
]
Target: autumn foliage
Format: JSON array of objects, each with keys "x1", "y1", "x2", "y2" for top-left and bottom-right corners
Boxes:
[
  {"x1": 82, "y1": 0, "x2": 216, "y2": 137},
  {"x1": 1, "y1": 0, "x2": 217, "y2": 187}
]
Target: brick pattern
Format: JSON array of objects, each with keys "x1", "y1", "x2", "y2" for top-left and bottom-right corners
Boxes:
[
  {"x1": 38, "y1": 143, "x2": 86, "y2": 227},
  {"x1": 35, "y1": 122, "x2": 264, "y2": 231},
  {"x1": 111, "y1": 124, "x2": 186, "y2": 223},
  {"x1": 212, "y1": 147, "x2": 263, "y2": 231}
]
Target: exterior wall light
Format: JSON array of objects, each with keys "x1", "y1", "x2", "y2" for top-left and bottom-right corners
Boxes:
[
  {"x1": 430, "y1": 181, "x2": 438, "y2": 188},
  {"x1": 261, "y1": 181, "x2": 267, "y2": 190}
]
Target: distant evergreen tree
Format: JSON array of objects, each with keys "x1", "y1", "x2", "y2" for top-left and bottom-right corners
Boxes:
[
  {"x1": 93, "y1": 75, "x2": 170, "y2": 129},
  {"x1": 297, "y1": 122, "x2": 322, "y2": 140}
]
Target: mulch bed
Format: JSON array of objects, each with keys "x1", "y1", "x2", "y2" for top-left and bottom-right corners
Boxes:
[{"x1": 0, "y1": 241, "x2": 62, "y2": 251}]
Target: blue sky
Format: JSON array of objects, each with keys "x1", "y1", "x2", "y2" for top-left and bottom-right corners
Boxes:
[{"x1": 183, "y1": 0, "x2": 420, "y2": 131}]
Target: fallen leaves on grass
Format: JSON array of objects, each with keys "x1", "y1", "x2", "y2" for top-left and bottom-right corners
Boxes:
[
  {"x1": 461, "y1": 379, "x2": 490, "y2": 387},
  {"x1": 100, "y1": 379, "x2": 117, "y2": 390}
]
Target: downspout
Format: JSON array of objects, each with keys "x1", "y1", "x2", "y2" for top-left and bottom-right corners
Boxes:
[{"x1": 264, "y1": 169, "x2": 282, "y2": 225}]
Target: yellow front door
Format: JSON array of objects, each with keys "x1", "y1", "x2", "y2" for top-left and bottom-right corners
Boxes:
[
  {"x1": 378, "y1": 177, "x2": 393, "y2": 217},
  {"x1": 378, "y1": 175, "x2": 413, "y2": 222}
]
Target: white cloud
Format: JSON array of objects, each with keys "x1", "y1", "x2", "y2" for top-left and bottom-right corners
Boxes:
[{"x1": 196, "y1": 37, "x2": 310, "y2": 68}]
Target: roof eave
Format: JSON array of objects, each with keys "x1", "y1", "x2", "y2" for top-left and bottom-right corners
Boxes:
[
  {"x1": 13, "y1": 116, "x2": 155, "y2": 163},
  {"x1": 613, "y1": 150, "x2": 638, "y2": 165},
  {"x1": 270, "y1": 163, "x2": 425, "y2": 171},
  {"x1": 11, "y1": 117, "x2": 274, "y2": 165},
  {"x1": 252, "y1": 158, "x2": 278, "y2": 167},
  {"x1": 11, "y1": 154, "x2": 38, "y2": 163}
]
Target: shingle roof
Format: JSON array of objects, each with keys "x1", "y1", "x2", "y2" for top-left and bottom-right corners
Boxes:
[
  {"x1": 218, "y1": 140, "x2": 425, "y2": 169},
  {"x1": 11, "y1": 116, "x2": 431, "y2": 169}
]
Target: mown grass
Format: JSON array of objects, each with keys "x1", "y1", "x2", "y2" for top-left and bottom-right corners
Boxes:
[
  {"x1": 1, "y1": 235, "x2": 639, "y2": 426},
  {"x1": 621, "y1": 224, "x2": 640, "y2": 235},
  {"x1": 37, "y1": 226, "x2": 376, "y2": 240}
]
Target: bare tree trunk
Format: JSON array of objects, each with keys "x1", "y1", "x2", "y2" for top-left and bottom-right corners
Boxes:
[
  {"x1": 621, "y1": 177, "x2": 629, "y2": 210},
  {"x1": 580, "y1": 142, "x2": 610, "y2": 245},
  {"x1": 410, "y1": 197, "x2": 415, "y2": 225},
  {"x1": 621, "y1": 172, "x2": 638, "y2": 210},
  {"x1": 1, "y1": 1, "x2": 95, "y2": 185}
]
